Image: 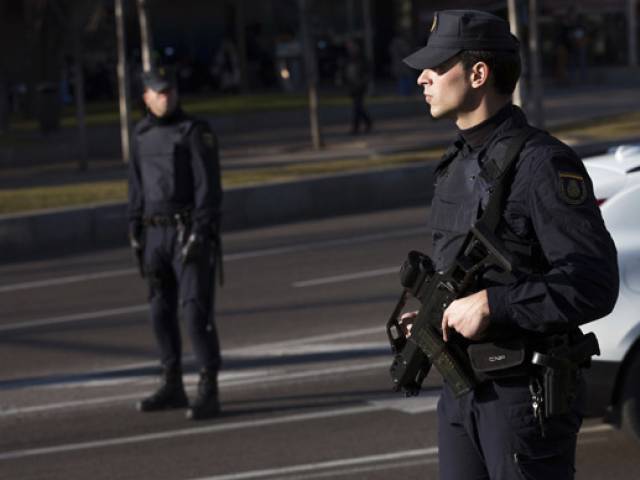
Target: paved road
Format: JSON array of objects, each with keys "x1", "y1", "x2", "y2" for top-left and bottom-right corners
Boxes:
[{"x1": 1, "y1": 207, "x2": 639, "y2": 479}]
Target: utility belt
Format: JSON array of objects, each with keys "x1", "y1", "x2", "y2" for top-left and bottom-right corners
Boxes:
[
  {"x1": 143, "y1": 211, "x2": 224, "y2": 285},
  {"x1": 466, "y1": 330, "x2": 599, "y2": 420},
  {"x1": 143, "y1": 211, "x2": 191, "y2": 228}
]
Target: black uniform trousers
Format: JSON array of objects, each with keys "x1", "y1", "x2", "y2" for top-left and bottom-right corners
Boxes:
[
  {"x1": 144, "y1": 224, "x2": 221, "y2": 372},
  {"x1": 437, "y1": 374, "x2": 585, "y2": 480}
]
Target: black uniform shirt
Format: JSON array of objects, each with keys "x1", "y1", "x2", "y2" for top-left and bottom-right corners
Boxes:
[{"x1": 430, "y1": 104, "x2": 619, "y2": 334}]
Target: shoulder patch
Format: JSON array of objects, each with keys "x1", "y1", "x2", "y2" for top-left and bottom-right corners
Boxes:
[
  {"x1": 201, "y1": 131, "x2": 215, "y2": 148},
  {"x1": 558, "y1": 172, "x2": 587, "y2": 205}
]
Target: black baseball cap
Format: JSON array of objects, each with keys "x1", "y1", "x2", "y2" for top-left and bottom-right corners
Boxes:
[
  {"x1": 403, "y1": 10, "x2": 520, "y2": 70},
  {"x1": 140, "y1": 67, "x2": 176, "y2": 92}
]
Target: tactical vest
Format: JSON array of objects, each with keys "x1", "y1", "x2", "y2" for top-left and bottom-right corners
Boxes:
[
  {"x1": 136, "y1": 116, "x2": 200, "y2": 212},
  {"x1": 430, "y1": 127, "x2": 548, "y2": 284}
]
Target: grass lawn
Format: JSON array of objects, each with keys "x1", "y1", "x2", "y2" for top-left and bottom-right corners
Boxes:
[{"x1": 1, "y1": 110, "x2": 639, "y2": 216}]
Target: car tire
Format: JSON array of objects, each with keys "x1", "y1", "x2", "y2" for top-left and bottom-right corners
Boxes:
[{"x1": 620, "y1": 351, "x2": 640, "y2": 441}]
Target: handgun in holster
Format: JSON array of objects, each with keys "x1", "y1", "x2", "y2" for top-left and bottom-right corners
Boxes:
[{"x1": 531, "y1": 331, "x2": 600, "y2": 416}]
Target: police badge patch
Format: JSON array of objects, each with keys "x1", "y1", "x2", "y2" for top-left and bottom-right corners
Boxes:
[
  {"x1": 201, "y1": 131, "x2": 215, "y2": 148},
  {"x1": 558, "y1": 172, "x2": 587, "y2": 205}
]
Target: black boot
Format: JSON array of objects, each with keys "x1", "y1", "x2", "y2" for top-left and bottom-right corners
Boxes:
[
  {"x1": 137, "y1": 367, "x2": 188, "y2": 412},
  {"x1": 186, "y1": 369, "x2": 220, "y2": 420}
]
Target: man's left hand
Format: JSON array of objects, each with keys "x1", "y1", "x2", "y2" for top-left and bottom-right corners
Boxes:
[
  {"x1": 441, "y1": 290, "x2": 491, "y2": 341},
  {"x1": 181, "y1": 233, "x2": 203, "y2": 264}
]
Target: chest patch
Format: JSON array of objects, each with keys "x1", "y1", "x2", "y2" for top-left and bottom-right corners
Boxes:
[{"x1": 558, "y1": 172, "x2": 587, "y2": 205}]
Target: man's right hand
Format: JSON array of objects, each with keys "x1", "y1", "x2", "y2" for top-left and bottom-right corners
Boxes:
[{"x1": 129, "y1": 223, "x2": 145, "y2": 278}]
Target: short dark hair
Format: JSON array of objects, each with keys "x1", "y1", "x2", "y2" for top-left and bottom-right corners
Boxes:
[{"x1": 459, "y1": 50, "x2": 521, "y2": 95}]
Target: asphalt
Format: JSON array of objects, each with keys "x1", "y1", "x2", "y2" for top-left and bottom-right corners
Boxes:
[
  {"x1": 1, "y1": 81, "x2": 640, "y2": 190},
  {"x1": 2, "y1": 207, "x2": 639, "y2": 479}
]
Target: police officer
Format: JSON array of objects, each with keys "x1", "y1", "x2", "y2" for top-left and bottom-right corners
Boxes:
[
  {"x1": 128, "y1": 67, "x2": 223, "y2": 420},
  {"x1": 400, "y1": 10, "x2": 619, "y2": 479}
]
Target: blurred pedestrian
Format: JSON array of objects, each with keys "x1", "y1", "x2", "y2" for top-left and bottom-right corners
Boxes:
[
  {"x1": 400, "y1": 10, "x2": 618, "y2": 479},
  {"x1": 128, "y1": 67, "x2": 223, "y2": 421},
  {"x1": 212, "y1": 37, "x2": 241, "y2": 94},
  {"x1": 342, "y1": 39, "x2": 372, "y2": 135}
]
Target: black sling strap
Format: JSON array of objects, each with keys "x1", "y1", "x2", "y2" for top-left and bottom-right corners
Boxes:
[{"x1": 476, "y1": 127, "x2": 540, "y2": 233}]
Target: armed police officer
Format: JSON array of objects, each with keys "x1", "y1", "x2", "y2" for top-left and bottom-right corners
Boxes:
[
  {"x1": 128, "y1": 68, "x2": 223, "y2": 420},
  {"x1": 397, "y1": 10, "x2": 619, "y2": 479}
]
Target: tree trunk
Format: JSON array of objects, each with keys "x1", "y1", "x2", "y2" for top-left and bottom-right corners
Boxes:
[
  {"x1": 137, "y1": 0, "x2": 153, "y2": 72},
  {"x1": 115, "y1": 0, "x2": 132, "y2": 163},
  {"x1": 298, "y1": 0, "x2": 323, "y2": 150}
]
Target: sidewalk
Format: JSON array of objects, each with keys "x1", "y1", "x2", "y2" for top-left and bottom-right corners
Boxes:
[{"x1": 1, "y1": 82, "x2": 639, "y2": 190}]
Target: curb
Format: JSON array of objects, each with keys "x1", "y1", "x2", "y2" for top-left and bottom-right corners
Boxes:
[
  {"x1": 0, "y1": 138, "x2": 634, "y2": 263},
  {"x1": 0, "y1": 163, "x2": 435, "y2": 262}
]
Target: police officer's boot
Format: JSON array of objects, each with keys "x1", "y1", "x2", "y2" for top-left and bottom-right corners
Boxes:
[
  {"x1": 137, "y1": 367, "x2": 188, "y2": 412},
  {"x1": 186, "y1": 368, "x2": 220, "y2": 420}
]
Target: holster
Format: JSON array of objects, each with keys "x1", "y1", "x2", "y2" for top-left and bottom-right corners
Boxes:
[{"x1": 531, "y1": 331, "x2": 599, "y2": 416}]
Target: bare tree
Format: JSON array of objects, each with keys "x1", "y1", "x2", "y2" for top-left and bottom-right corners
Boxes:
[
  {"x1": 298, "y1": 0, "x2": 323, "y2": 150},
  {"x1": 136, "y1": 0, "x2": 153, "y2": 72},
  {"x1": 115, "y1": 0, "x2": 132, "y2": 163}
]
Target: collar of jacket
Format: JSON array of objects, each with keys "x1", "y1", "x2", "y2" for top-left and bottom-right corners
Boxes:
[{"x1": 459, "y1": 102, "x2": 515, "y2": 150}]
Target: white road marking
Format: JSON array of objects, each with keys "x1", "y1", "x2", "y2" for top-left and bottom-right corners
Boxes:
[
  {"x1": 0, "y1": 268, "x2": 136, "y2": 293},
  {"x1": 277, "y1": 458, "x2": 437, "y2": 480},
  {"x1": 223, "y1": 227, "x2": 428, "y2": 262},
  {"x1": 0, "y1": 226, "x2": 428, "y2": 294},
  {"x1": 0, "y1": 360, "x2": 390, "y2": 417},
  {"x1": 0, "y1": 404, "x2": 385, "y2": 461},
  {"x1": 188, "y1": 448, "x2": 438, "y2": 480},
  {"x1": 580, "y1": 424, "x2": 614, "y2": 434},
  {"x1": 369, "y1": 393, "x2": 439, "y2": 414},
  {"x1": 2, "y1": 324, "x2": 384, "y2": 387},
  {"x1": 292, "y1": 266, "x2": 399, "y2": 288},
  {"x1": 0, "y1": 304, "x2": 149, "y2": 332}
]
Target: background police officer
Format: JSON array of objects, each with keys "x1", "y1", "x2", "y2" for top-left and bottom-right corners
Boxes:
[
  {"x1": 128, "y1": 68, "x2": 223, "y2": 420},
  {"x1": 401, "y1": 10, "x2": 619, "y2": 479}
]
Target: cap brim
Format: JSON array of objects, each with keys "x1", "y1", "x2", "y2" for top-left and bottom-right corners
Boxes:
[
  {"x1": 143, "y1": 79, "x2": 172, "y2": 92},
  {"x1": 403, "y1": 45, "x2": 461, "y2": 70}
]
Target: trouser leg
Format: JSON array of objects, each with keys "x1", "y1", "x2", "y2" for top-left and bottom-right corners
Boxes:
[
  {"x1": 149, "y1": 275, "x2": 181, "y2": 370},
  {"x1": 177, "y1": 249, "x2": 221, "y2": 372},
  {"x1": 146, "y1": 228, "x2": 181, "y2": 371},
  {"x1": 437, "y1": 385, "x2": 489, "y2": 480},
  {"x1": 477, "y1": 377, "x2": 583, "y2": 480},
  {"x1": 178, "y1": 250, "x2": 222, "y2": 420},
  {"x1": 438, "y1": 376, "x2": 584, "y2": 480}
]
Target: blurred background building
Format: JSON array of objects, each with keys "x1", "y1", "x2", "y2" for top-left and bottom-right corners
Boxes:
[{"x1": 0, "y1": 0, "x2": 638, "y2": 131}]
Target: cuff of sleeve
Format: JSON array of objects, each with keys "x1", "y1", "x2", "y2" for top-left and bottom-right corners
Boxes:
[{"x1": 486, "y1": 286, "x2": 511, "y2": 325}]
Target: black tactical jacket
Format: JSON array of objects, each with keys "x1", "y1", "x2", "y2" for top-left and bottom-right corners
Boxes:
[
  {"x1": 430, "y1": 104, "x2": 619, "y2": 335},
  {"x1": 128, "y1": 108, "x2": 222, "y2": 236}
]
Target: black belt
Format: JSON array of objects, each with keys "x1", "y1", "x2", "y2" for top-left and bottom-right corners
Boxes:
[{"x1": 143, "y1": 213, "x2": 190, "y2": 227}]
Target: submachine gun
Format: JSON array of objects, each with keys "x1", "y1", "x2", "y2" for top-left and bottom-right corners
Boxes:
[{"x1": 385, "y1": 222, "x2": 516, "y2": 397}]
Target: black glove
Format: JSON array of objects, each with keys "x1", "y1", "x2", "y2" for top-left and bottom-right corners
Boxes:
[
  {"x1": 181, "y1": 232, "x2": 203, "y2": 264},
  {"x1": 129, "y1": 222, "x2": 145, "y2": 277}
]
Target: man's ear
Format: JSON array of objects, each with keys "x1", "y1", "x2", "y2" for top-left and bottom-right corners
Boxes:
[{"x1": 470, "y1": 61, "x2": 490, "y2": 89}]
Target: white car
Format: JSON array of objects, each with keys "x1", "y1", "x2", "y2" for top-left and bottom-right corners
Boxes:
[{"x1": 582, "y1": 144, "x2": 640, "y2": 440}]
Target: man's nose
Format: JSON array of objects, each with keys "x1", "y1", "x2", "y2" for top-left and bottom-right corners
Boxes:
[{"x1": 417, "y1": 69, "x2": 432, "y2": 86}]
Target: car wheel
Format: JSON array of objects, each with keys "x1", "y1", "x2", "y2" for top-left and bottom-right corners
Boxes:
[{"x1": 620, "y1": 351, "x2": 640, "y2": 441}]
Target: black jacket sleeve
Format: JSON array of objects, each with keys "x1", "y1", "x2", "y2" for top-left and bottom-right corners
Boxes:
[
  {"x1": 188, "y1": 122, "x2": 223, "y2": 236},
  {"x1": 127, "y1": 131, "x2": 144, "y2": 232},
  {"x1": 486, "y1": 145, "x2": 619, "y2": 333}
]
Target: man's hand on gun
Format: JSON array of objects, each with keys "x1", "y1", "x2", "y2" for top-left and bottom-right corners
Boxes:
[
  {"x1": 400, "y1": 289, "x2": 491, "y2": 342},
  {"x1": 441, "y1": 289, "x2": 491, "y2": 341},
  {"x1": 399, "y1": 311, "x2": 418, "y2": 337}
]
